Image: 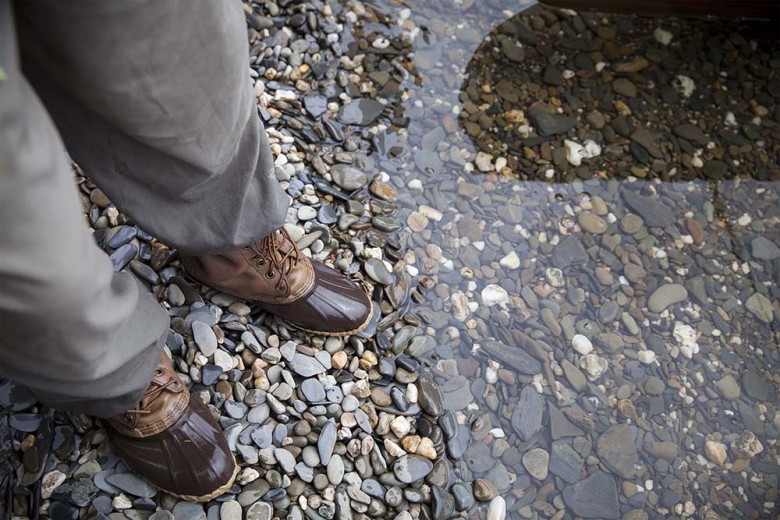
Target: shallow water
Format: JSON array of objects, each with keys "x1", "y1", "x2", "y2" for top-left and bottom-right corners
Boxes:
[{"x1": 322, "y1": 1, "x2": 780, "y2": 518}]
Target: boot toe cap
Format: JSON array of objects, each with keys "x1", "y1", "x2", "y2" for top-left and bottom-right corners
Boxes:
[
  {"x1": 263, "y1": 261, "x2": 373, "y2": 335},
  {"x1": 110, "y1": 399, "x2": 237, "y2": 500}
]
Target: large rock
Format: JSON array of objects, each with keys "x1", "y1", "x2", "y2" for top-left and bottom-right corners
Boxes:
[
  {"x1": 622, "y1": 191, "x2": 675, "y2": 228},
  {"x1": 562, "y1": 471, "x2": 620, "y2": 519},
  {"x1": 510, "y1": 386, "x2": 544, "y2": 441},
  {"x1": 596, "y1": 424, "x2": 642, "y2": 478}
]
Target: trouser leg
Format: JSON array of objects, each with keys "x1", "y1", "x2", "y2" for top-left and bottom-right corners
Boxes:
[
  {"x1": 14, "y1": 0, "x2": 290, "y2": 255},
  {"x1": 0, "y1": 0, "x2": 168, "y2": 418}
]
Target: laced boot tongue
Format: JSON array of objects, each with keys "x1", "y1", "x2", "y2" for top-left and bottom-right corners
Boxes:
[
  {"x1": 110, "y1": 357, "x2": 189, "y2": 436},
  {"x1": 248, "y1": 229, "x2": 301, "y2": 294}
]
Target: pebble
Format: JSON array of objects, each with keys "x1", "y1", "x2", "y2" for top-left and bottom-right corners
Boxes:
[
  {"x1": 393, "y1": 455, "x2": 433, "y2": 483},
  {"x1": 192, "y1": 321, "x2": 218, "y2": 356},
  {"x1": 647, "y1": 284, "x2": 688, "y2": 313},
  {"x1": 522, "y1": 448, "x2": 549, "y2": 480}
]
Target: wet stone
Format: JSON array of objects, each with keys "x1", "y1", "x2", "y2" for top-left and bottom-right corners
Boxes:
[
  {"x1": 465, "y1": 442, "x2": 495, "y2": 473},
  {"x1": 745, "y1": 292, "x2": 773, "y2": 323},
  {"x1": 393, "y1": 454, "x2": 433, "y2": 483},
  {"x1": 338, "y1": 98, "x2": 385, "y2": 125},
  {"x1": 522, "y1": 448, "x2": 549, "y2": 480},
  {"x1": 440, "y1": 375, "x2": 474, "y2": 410},
  {"x1": 549, "y1": 440, "x2": 583, "y2": 484},
  {"x1": 330, "y1": 164, "x2": 368, "y2": 191},
  {"x1": 511, "y1": 386, "x2": 544, "y2": 441},
  {"x1": 552, "y1": 235, "x2": 589, "y2": 269},
  {"x1": 528, "y1": 107, "x2": 576, "y2": 136},
  {"x1": 563, "y1": 471, "x2": 620, "y2": 519},
  {"x1": 431, "y1": 485, "x2": 455, "y2": 520},
  {"x1": 597, "y1": 424, "x2": 642, "y2": 478},
  {"x1": 715, "y1": 374, "x2": 741, "y2": 400},
  {"x1": 622, "y1": 191, "x2": 675, "y2": 228},
  {"x1": 647, "y1": 284, "x2": 688, "y2": 313},
  {"x1": 751, "y1": 236, "x2": 780, "y2": 260},
  {"x1": 417, "y1": 372, "x2": 443, "y2": 417}
]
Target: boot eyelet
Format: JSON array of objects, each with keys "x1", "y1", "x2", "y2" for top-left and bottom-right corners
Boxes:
[{"x1": 265, "y1": 271, "x2": 275, "y2": 279}]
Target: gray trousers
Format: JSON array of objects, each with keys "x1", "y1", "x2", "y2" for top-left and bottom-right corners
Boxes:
[{"x1": 0, "y1": 0, "x2": 288, "y2": 417}]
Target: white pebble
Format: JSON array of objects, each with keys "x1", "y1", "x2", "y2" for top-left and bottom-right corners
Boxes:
[
  {"x1": 654, "y1": 27, "x2": 673, "y2": 45},
  {"x1": 481, "y1": 284, "x2": 509, "y2": 307},
  {"x1": 487, "y1": 496, "x2": 506, "y2": 520},
  {"x1": 571, "y1": 334, "x2": 593, "y2": 355},
  {"x1": 638, "y1": 350, "x2": 657, "y2": 364},
  {"x1": 499, "y1": 251, "x2": 520, "y2": 270}
]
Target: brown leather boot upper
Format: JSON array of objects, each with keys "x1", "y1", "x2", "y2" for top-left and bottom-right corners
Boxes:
[
  {"x1": 107, "y1": 353, "x2": 237, "y2": 501},
  {"x1": 182, "y1": 229, "x2": 373, "y2": 336}
]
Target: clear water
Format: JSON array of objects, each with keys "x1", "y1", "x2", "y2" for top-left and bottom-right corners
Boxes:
[{"x1": 325, "y1": 0, "x2": 780, "y2": 518}]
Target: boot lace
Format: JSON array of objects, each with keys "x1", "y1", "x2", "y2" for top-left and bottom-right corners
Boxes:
[
  {"x1": 124, "y1": 367, "x2": 176, "y2": 418},
  {"x1": 245, "y1": 228, "x2": 301, "y2": 294}
]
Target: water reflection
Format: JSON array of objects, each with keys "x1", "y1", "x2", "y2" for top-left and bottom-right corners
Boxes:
[{"x1": 356, "y1": 0, "x2": 778, "y2": 518}]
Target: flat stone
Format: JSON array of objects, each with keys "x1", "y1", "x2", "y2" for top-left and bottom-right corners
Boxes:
[
  {"x1": 552, "y1": 236, "x2": 589, "y2": 268},
  {"x1": 630, "y1": 129, "x2": 662, "y2": 158},
  {"x1": 702, "y1": 160, "x2": 728, "y2": 180},
  {"x1": 393, "y1": 455, "x2": 433, "y2": 483},
  {"x1": 481, "y1": 341, "x2": 542, "y2": 375},
  {"x1": 318, "y1": 419, "x2": 337, "y2": 465},
  {"x1": 465, "y1": 442, "x2": 495, "y2": 473},
  {"x1": 745, "y1": 292, "x2": 773, "y2": 323},
  {"x1": 105, "y1": 472, "x2": 156, "y2": 498},
  {"x1": 245, "y1": 502, "x2": 272, "y2": 520},
  {"x1": 431, "y1": 485, "x2": 455, "y2": 520},
  {"x1": 301, "y1": 379, "x2": 326, "y2": 402},
  {"x1": 549, "y1": 404, "x2": 585, "y2": 439},
  {"x1": 303, "y1": 96, "x2": 328, "y2": 119},
  {"x1": 742, "y1": 369, "x2": 772, "y2": 401},
  {"x1": 327, "y1": 454, "x2": 345, "y2": 485},
  {"x1": 578, "y1": 212, "x2": 608, "y2": 234},
  {"x1": 647, "y1": 284, "x2": 688, "y2": 313},
  {"x1": 338, "y1": 98, "x2": 385, "y2": 125},
  {"x1": 274, "y1": 448, "x2": 296, "y2": 473},
  {"x1": 365, "y1": 258, "x2": 395, "y2": 285},
  {"x1": 750, "y1": 236, "x2": 780, "y2": 260},
  {"x1": 549, "y1": 440, "x2": 583, "y2": 484},
  {"x1": 330, "y1": 164, "x2": 368, "y2": 191},
  {"x1": 715, "y1": 374, "x2": 741, "y2": 400},
  {"x1": 288, "y1": 354, "x2": 327, "y2": 377},
  {"x1": 623, "y1": 191, "x2": 674, "y2": 228},
  {"x1": 522, "y1": 448, "x2": 549, "y2": 480},
  {"x1": 613, "y1": 78, "x2": 637, "y2": 97},
  {"x1": 417, "y1": 372, "x2": 443, "y2": 417},
  {"x1": 440, "y1": 375, "x2": 474, "y2": 410},
  {"x1": 528, "y1": 107, "x2": 576, "y2": 136},
  {"x1": 673, "y1": 123, "x2": 707, "y2": 143},
  {"x1": 510, "y1": 386, "x2": 543, "y2": 441},
  {"x1": 220, "y1": 501, "x2": 242, "y2": 520},
  {"x1": 451, "y1": 482, "x2": 474, "y2": 511},
  {"x1": 563, "y1": 471, "x2": 620, "y2": 519},
  {"x1": 192, "y1": 321, "x2": 218, "y2": 356},
  {"x1": 596, "y1": 424, "x2": 642, "y2": 478}
]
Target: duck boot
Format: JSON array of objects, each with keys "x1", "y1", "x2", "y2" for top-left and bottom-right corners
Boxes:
[
  {"x1": 181, "y1": 228, "x2": 373, "y2": 336},
  {"x1": 107, "y1": 353, "x2": 238, "y2": 501}
]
